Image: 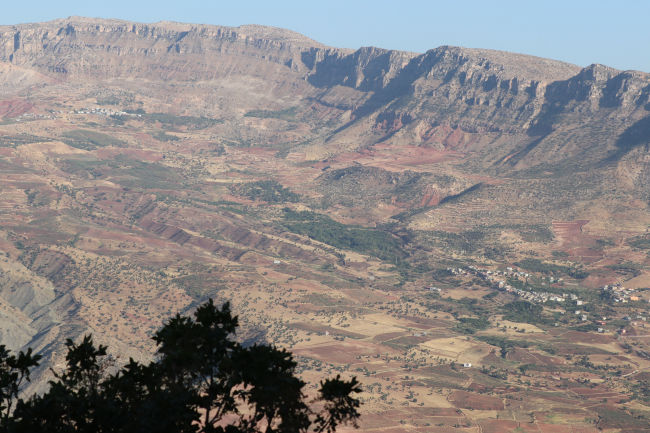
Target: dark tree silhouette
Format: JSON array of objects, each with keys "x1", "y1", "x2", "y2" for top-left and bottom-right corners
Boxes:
[{"x1": 0, "y1": 300, "x2": 361, "y2": 433}]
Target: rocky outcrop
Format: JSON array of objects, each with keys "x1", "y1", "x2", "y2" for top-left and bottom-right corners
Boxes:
[
  {"x1": 0, "y1": 17, "x2": 350, "y2": 81},
  {"x1": 0, "y1": 264, "x2": 60, "y2": 353},
  {"x1": 305, "y1": 46, "x2": 419, "y2": 90},
  {"x1": 545, "y1": 64, "x2": 650, "y2": 110}
]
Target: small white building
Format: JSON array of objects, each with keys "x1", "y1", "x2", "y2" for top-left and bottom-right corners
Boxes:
[{"x1": 463, "y1": 363, "x2": 472, "y2": 368}]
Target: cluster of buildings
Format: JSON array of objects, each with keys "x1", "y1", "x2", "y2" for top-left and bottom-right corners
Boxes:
[
  {"x1": 14, "y1": 113, "x2": 59, "y2": 120},
  {"x1": 602, "y1": 285, "x2": 646, "y2": 303},
  {"x1": 67, "y1": 107, "x2": 142, "y2": 117},
  {"x1": 425, "y1": 266, "x2": 649, "y2": 334},
  {"x1": 505, "y1": 287, "x2": 577, "y2": 304},
  {"x1": 7, "y1": 109, "x2": 144, "y2": 122},
  {"x1": 440, "y1": 266, "x2": 571, "y2": 304}
]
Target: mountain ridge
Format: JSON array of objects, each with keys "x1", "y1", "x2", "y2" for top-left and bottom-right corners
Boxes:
[{"x1": 0, "y1": 17, "x2": 647, "y2": 175}]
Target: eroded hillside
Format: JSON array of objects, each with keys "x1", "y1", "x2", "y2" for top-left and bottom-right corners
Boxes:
[{"x1": 0, "y1": 16, "x2": 649, "y2": 432}]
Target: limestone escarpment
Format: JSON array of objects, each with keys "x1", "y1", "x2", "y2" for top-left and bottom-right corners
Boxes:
[
  {"x1": 0, "y1": 17, "x2": 647, "y2": 171},
  {"x1": 0, "y1": 17, "x2": 350, "y2": 82}
]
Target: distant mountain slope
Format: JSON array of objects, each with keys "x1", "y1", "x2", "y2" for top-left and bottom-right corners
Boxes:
[{"x1": 0, "y1": 17, "x2": 647, "y2": 175}]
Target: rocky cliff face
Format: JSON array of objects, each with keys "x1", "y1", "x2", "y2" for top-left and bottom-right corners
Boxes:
[
  {"x1": 0, "y1": 17, "x2": 647, "y2": 172},
  {"x1": 0, "y1": 17, "x2": 348, "y2": 81}
]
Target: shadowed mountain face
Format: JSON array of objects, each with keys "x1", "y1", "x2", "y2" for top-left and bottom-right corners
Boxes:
[
  {"x1": 1, "y1": 18, "x2": 650, "y2": 425},
  {"x1": 0, "y1": 17, "x2": 648, "y2": 172}
]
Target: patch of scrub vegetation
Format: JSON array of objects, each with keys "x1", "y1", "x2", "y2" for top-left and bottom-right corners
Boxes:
[
  {"x1": 151, "y1": 131, "x2": 180, "y2": 142},
  {"x1": 233, "y1": 180, "x2": 300, "y2": 203},
  {"x1": 455, "y1": 317, "x2": 490, "y2": 334},
  {"x1": 485, "y1": 223, "x2": 554, "y2": 243},
  {"x1": 281, "y1": 208, "x2": 406, "y2": 263},
  {"x1": 243, "y1": 107, "x2": 298, "y2": 120},
  {"x1": 61, "y1": 130, "x2": 127, "y2": 150},
  {"x1": 514, "y1": 258, "x2": 589, "y2": 279},
  {"x1": 593, "y1": 404, "x2": 650, "y2": 430},
  {"x1": 60, "y1": 155, "x2": 183, "y2": 190},
  {"x1": 0, "y1": 134, "x2": 54, "y2": 148},
  {"x1": 605, "y1": 262, "x2": 644, "y2": 278},
  {"x1": 172, "y1": 274, "x2": 228, "y2": 302},
  {"x1": 95, "y1": 96, "x2": 121, "y2": 105},
  {"x1": 154, "y1": 194, "x2": 240, "y2": 209},
  {"x1": 437, "y1": 183, "x2": 483, "y2": 205},
  {"x1": 413, "y1": 230, "x2": 486, "y2": 254},
  {"x1": 473, "y1": 335, "x2": 531, "y2": 358},
  {"x1": 125, "y1": 110, "x2": 222, "y2": 130},
  {"x1": 112, "y1": 158, "x2": 184, "y2": 190},
  {"x1": 511, "y1": 224, "x2": 555, "y2": 243},
  {"x1": 500, "y1": 300, "x2": 555, "y2": 326},
  {"x1": 629, "y1": 235, "x2": 650, "y2": 250}
]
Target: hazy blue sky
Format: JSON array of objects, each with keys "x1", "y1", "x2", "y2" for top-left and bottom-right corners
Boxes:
[{"x1": 3, "y1": 0, "x2": 649, "y2": 72}]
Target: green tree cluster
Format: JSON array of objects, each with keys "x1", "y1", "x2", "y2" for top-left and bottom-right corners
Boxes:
[
  {"x1": 514, "y1": 258, "x2": 589, "y2": 279},
  {"x1": 235, "y1": 181, "x2": 300, "y2": 203},
  {"x1": 282, "y1": 209, "x2": 405, "y2": 264},
  {"x1": 500, "y1": 301, "x2": 554, "y2": 326}
]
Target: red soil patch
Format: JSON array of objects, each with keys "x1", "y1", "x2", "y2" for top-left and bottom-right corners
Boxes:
[
  {"x1": 537, "y1": 425, "x2": 574, "y2": 433},
  {"x1": 552, "y1": 220, "x2": 589, "y2": 240},
  {"x1": 448, "y1": 391, "x2": 504, "y2": 411},
  {"x1": 552, "y1": 220, "x2": 601, "y2": 253},
  {"x1": 481, "y1": 420, "x2": 525, "y2": 433},
  {"x1": 566, "y1": 247, "x2": 603, "y2": 260},
  {"x1": 0, "y1": 99, "x2": 34, "y2": 118},
  {"x1": 507, "y1": 347, "x2": 540, "y2": 364},
  {"x1": 354, "y1": 415, "x2": 399, "y2": 429},
  {"x1": 568, "y1": 428, "x2": 600, "y2": 433},
  {"x1": 292, "y1": 341, "x2": 397, "y2": 364},
  {"x1": 419, "y1": 186, "x2": 444, "y2": 206}
]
